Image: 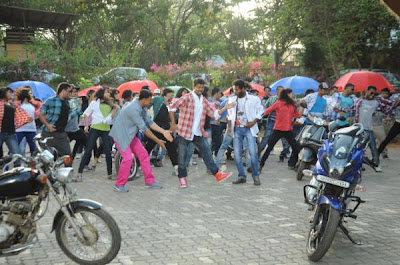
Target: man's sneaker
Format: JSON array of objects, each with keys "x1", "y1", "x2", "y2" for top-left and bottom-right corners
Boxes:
[
  {"x1": 253, "y1": 177, "x2": 261, "y2": 186},
  {"x1": 179, "y1": 177, "x2": 188, "y2": 188},
  {"x1": 374, "y1": 166, "x2": 383, "y2": 172},
  {"x1": 73, "y1": 175, "x2": 83, "y2": 182},
  {"x1": 215, "y1": 171, "x2": 233, "y2": 182},
  {"x1": 232, "y1": 177, "x2": 246, "y2": 184},
  {"x1": 145, "y1": 182, "x2": 163, "y2": 189},
  {"x1": 192, "y1": 157, "x2": 198, "y2": 165},
  {"x1": 173, "y1": 165, "x2": 179, "y2": 176},
  {"x1": 76, "y1": 153, "x2": 82, "y2": 159},
  {"x1": 114, "y1": 185, "x2": 129, "y2": 192}
]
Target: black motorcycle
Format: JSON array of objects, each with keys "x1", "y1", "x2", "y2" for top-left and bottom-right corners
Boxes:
[
  {"x1": 296, "y1": 113, "x2": 328, "y2": 181},
  {"x1": 0, "y1": 135, "x2": 121, "y2": 264}
]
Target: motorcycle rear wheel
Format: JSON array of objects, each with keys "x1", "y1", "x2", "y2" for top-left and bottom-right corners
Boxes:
[
  {"x1": 306, "y1": 205, "x2": 340, "y2": 261},
  {"x1": 114, "y1": 152, "x2": 138, "y2": 181},
  {"x1": 55, "y1": 207, "x2": 121, "y2": 265}
]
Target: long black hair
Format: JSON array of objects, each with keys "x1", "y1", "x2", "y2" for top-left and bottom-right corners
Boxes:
[
  {"x1": 279, "y1": 88, "x2": 296, "y2": 106},
  {"x1": 95, "y1": 87, "x2": 112, "y2": 106},
  {"x1": 18, "y1": 89, "x2": 32, "y2": 102},
  {"x1": 176, "y1": 87, "x2": 189, "y2": 98}
]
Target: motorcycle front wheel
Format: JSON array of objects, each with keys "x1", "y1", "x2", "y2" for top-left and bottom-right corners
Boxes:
[
  {"x1": 306, "y1": 205, "x2": 340, "y2": 261},
  {"x1": 55, "y1": 207, "x2": 121, "y2": 265},
  {"x1": 296, "y1": 160, "x2": 308, "y2": 181}
]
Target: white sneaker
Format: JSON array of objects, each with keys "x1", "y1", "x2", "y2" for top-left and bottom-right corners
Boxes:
[
  {"x1": 173, "y1": 165, "x2": 179, "y2": 176},
  {"x1": 374, "y1": 166, "x2": 382, "y2": 172},
  {"x1": 75, "y1": 153, "x2": 82, "y2": 159},
  {"x1": 192, "y1": 157, "x2": 198, "y2": 165}
]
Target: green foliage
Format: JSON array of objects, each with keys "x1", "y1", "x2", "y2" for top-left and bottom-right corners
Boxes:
[{"x1": 1, "y1": 0, "x2": 399, "y2": 84}]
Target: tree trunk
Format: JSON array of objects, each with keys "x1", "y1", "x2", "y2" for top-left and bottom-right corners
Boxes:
[{"x1": 325, "y1": 30, "x2": 338, "y2": 79}]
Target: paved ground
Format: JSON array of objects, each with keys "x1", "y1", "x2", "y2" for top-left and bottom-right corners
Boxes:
[{"x1": 2, "y1": 144, "x2": 400, "y2": 265}]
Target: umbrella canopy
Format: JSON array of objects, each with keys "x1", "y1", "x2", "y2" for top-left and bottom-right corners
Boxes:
[
  {"x1": 270, "y1": 76, "x2": 320, "y2": 95},
  {"x1": 118, "y1": 80, "x2": 158, "y2": 98},
  {"x1": 78, "y1": 86, "x2": 102, "y2": 97},
  {"x1": 334, "y1": 71, "x2": 395, "y2": 93},
  {"x1": 223, "y1": 83, "x2": 266, "y2": 97},
  {"x1": 8, "y1": 80, "x2": 56, "y2": 101}
]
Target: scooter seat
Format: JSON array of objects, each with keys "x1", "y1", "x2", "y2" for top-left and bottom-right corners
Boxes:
[{"x1": 334, "y1": 126, "x2": 360, "y2": 137}]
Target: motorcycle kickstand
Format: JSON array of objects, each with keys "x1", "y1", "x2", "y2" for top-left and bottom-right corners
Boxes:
[{"x1": 339, "y1": 222, "x2": 363, "y2": 245}]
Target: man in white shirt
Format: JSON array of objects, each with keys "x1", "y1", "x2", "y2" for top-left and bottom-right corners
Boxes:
[{"x1": 227, "y1": 80, "x2": 265, "y2": 186}]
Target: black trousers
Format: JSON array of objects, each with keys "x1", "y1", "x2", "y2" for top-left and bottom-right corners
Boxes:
[
  {"x1": 378, "y1": 121, "x2": 400, "y2": 154},
  {"x1": 211, "y1": 122, "x2": 226, "y2": 156},
  {"x1": 78, "y1": 128, "x2": 112, "y2": 174},
  {"x1": 67, "y1": 129, "x2": 87, "y2": 160},
  {"x1": 260, "y1": 130, "x2": 300, "y2": 168},
  {"x1": 42, "y1": 131, "x2": 72, "y2": 167},
  {"x1": 145, "y1": 130, "x2": 178, "y2": 166}
]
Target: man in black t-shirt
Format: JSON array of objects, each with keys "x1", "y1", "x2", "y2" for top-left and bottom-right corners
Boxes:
[{"x1": 39, "y1": 83, "x2": 75, "y2": 166}]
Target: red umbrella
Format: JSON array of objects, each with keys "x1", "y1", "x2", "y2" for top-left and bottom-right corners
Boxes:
[
  {"x1": 335, "y1": 71, "x2": 395, "y2": 93},
  {"x1": 117, "y1": 80, "x2": 158, "y2": 98},
  {"x1": 78, "y1": 86, "x2": 102, "y2": 97},
  {"x1": 223, "y1": 83, "x2": 265, "y2": 97}
]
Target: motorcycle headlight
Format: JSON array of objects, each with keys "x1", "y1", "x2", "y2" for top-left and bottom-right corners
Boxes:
[
  {"x1": 54, "y1": 168, "x2": 74, "y2": 183},
  {"x1": 41, "y1": 150, "x2": 54, "y2": 163}
]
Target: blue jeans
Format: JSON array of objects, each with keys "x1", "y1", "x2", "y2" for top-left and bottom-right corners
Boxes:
[
  {"x1": 0, "y1": 133, "x2": 21, "y2": 166},
  {"x1": 215, "y1": 130, "x2": 251, "y2": 169},
  {"x1": 366, "y1": 130, "x2": 380, "y2": 165},
  {"x1": 177, "y1": 135, "x2": 219, "y2": 178},
  {"x1": 0, "y1": 133, "x2": 21, "y2": 156},
  {"x1": 259, "y1": 120, "x2": 289, "y2": 157},
  {"x1": 184, "y1": 142, "x2": 194, "y2": 168},
  {"x1": 233, "y1": 127, "x2": 259, "y2": 179},
  {"x1": 16, "y1": 131, "x2": 36, "y2": 156},
  {"x1": 215, "y1": 131, "x2": 233, "y2": 168}
]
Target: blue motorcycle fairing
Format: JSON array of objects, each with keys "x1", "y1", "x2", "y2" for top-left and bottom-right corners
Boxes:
[{"x1": 317, "y1": 195, "x2": 342, "y2": 211}]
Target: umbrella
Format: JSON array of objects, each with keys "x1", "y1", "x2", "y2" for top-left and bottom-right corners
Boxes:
[
  {"x1": 78, "y1": 86, "x2": 102, "y2": 97},
  {"x1": 335, "y1": 71, "x2": 395, "y2": 93},
  {"x1": 8, "y1": 80, "x2": 56, "y2": 101},
  {"x1": 223, "y1": 83, "x2": 266, "y2": 97},
  {"x1": 118, "y1": 80, "x2": 158, "y2": 98},
  {"x1": 270, "y1": 76, "x2": 320, "y2": 95},
  {"x1": 166, "y1": 85, "x2": 191, "y2": 96}
]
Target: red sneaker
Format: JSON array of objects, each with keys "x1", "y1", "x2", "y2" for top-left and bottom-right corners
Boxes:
[
  {"x1": 179, "y1": 177, "x2": 188, "y2": 188},
  {"x1": 215, "y1": 171, "x2": 233, "y2": 183}
]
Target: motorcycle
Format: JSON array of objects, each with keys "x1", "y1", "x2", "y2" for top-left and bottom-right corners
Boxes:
[
  {"x1": 296, "y1": 113, "x2": 328, "y2": 181},
  {"x1": 0, "y1": 135, "x2": 121, "y2": 264},
  {"x1": 302, "y1": 122, "x2": 376, "y2": 261}
]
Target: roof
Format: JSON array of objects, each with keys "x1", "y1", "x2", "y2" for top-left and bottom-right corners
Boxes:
[
  {"x1": 0, "y1": 5, "x2": 78, "y2": 30},
  {"x1": 382, "y1": 0, "x2": 400, "y2": 17}
]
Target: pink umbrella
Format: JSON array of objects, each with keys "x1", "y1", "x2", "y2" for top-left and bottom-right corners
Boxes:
[
  {"x1": 78, "y1": 86, "x2": 102, "y2": 97},
  {"x1": 117, "y1": 80, "x2": 158, "y2": 98}
]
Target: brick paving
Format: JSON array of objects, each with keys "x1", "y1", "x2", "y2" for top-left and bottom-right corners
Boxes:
[{"x1": 1, "y1": 145, "x2": 400, "y2": 264}]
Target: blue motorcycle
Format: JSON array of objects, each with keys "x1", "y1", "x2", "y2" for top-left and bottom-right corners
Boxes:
[{"x1": 302, "y1": 123, "x2": 376, "y2": 261}]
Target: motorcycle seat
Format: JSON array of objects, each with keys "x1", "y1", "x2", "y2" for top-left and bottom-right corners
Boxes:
[{"x1": 334, "y1": 126, "x2": 360, "y2": 137}]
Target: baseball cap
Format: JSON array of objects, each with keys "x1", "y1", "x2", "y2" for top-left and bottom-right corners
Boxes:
[
  {"x1": 154, "y1": 88, "x2": 161, "y2": 94},
  {"x1": 319, "y1": 82, "x2": 329, "y2": 90}
]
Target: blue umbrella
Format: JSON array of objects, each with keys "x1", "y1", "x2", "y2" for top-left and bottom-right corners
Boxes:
[
  {"x1": 7, "y1": 81, "x2": 56, "y2": 101},
  {"x1": 270, "y1": 76, "x2": 320, "y2": 95}
]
